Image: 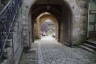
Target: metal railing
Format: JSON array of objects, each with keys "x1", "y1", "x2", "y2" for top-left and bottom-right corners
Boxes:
[{"x1": 0, "y1": 0, "x2": 22, "y2": 61}]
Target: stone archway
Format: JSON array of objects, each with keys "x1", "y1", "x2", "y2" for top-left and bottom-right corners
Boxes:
[
  {"x1": 23, "y1": 0, "x2": 88, "y2": 47},
  {"x1": 34, "y1": 12, "x2": 59, "y2": 40},
  {"x1": 29, "y1": 0, "x2": 73, "y2": 46}
]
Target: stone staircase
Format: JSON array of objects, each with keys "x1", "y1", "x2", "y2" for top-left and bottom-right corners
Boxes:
[
  {"x1": 0, "y1": 32, "x2": 13, "y2": 64},
  {"x1": 0, "y1": 39, "x2": 13, "y2": 64},
  {"x1": 0, "y1": 0, "x2": 22, "y2": 64},
  {"x1": 80, "y1": 39, "x2": 96, "y2": 53}
]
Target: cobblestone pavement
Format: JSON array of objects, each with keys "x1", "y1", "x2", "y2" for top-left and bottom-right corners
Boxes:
[
  {"x1": 20, "y1": 36, "x2": 96, "y2": 64},
  {"x1": 19, "y1": 43, "x2": 38, "y2": 64},
  {"x1": 36, "y1": 36, "x2": 96, "y2": 64}
]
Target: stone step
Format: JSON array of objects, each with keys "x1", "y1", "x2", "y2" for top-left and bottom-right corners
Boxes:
[
  {"x1": 0, "y1": 47, "x2": 13, "y2": 64},
  {"x1": 83, "y1": 43, "x2": 96, "y2": 50},
  {"x1": 1, "y1": 59, "x2": 8, "y2": 64},
  {"x1": 0, "y1": 39, "x2": 12, "y2": 64},
  {"x1": 80, "y1": 39, "x2": 96, "y2": 53},
  {"x1": 0, "y1": 32, "x2": 13, "y2": 39},
  {"x1": 0, "y1": 54, "x2": 8, "y2": 64},
  {"x1": 5, "y1": 40, "x2": 12, "y2": 48},
  {"x1": 80, "y1": 45, "x2": 96, "y2": 53},
  {"x1": 86, "y1": 40, "x2": 96, "y2": 45}
]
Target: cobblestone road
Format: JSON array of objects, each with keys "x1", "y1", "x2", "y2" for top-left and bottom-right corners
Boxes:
[
  {"x1": 37, "y1": 36, "x2": 96, "y2": 64},
  {"x1": 20, "y1": 36, "x2": 96, "y2": 64}
]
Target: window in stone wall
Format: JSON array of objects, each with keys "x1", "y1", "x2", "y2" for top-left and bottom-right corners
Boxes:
[
  {"x1": 89, "y1": 14, "x2": 95, "y2": 22},
  {"x1": 88, "y1": 0, "x2": 96, "y2": 31},
  {"x1": 88, "y1": 0, "x2": 96, "y2": 38},
  {"x1": 89, "y1": 14, "x2": 96, "y2": 32}
]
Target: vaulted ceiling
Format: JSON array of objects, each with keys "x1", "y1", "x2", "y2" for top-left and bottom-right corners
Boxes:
[{"x1": 30, "y1": 0, "x2": 72, "y2": 21}]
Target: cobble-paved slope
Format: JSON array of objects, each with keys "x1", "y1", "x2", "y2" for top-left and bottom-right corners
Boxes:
[
  {"x1": 37, "y1": 36, "x2": 96, "y2": 64},
  {"x1": 20, "y1": 36, "x2": 96, "y2": 64}
]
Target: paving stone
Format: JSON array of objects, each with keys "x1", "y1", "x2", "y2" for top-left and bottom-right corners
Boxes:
[
  {"x1": 37, "y1": 36, "x2": 96, "y2": 64},
  {"x1": 20, "y1": 36, "x2": 96, "y2": 64}
]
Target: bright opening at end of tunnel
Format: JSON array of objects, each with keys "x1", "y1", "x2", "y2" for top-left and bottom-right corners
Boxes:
[
  {"x1": 34, "y1": 12, "x2": 59, "y2": 42},
  {"x1": 40, "y1": 19, "x2": 56, "y2": 39},
  {"x1": 44, "y1": 19, "x2": 52, "y2": 23},
  {"x1": 41, "y1": 36, "x2": 56, "y2": 41}
]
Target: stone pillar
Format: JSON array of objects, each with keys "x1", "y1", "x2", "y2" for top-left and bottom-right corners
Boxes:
[
  {"x1": 37, "y1": 20, "x2": 41, "y2": 38},
  {"x1": 79, "y1": 0, "x2": 88, "y2": 41},
  {"x1": 34, "y1": 22, "x2": 40, "y2": 39}
]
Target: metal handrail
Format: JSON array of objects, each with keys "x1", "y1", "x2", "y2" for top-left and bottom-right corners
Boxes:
[
  {"x1": 0, "y1": 0, "x2": 12, "y2": 15},
  {"x1": 0, "y1": 0, "x2": 22, "y2": 61}
]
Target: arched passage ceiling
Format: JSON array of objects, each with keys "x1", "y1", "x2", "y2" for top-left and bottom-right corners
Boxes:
[
  {"x1": 30, "y1": 0, "x2": 72, "y2": 21},
  {"x1": 37, "y1": 13, "x2": 58, "y2": 24}
]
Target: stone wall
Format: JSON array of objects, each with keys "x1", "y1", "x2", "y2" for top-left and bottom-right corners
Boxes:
[
  {"x1": 12, "y1": 7, "x2": 23, "y2": 64},
  {"x1": 21, "y1": 0, "x2": 89, "y2": 45},
  {"x1": 20, "y1": 0, "x2": 35, "y2": 49},
  {"x1": 0, "y1": 0, "x2": 23, "y2": 64},
  {"x1": 21, "y1": 5, "x2": 30, "y2": 48},
  {"x1": 66, "y1": 0, "x2": 88, "y2": 44}
]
